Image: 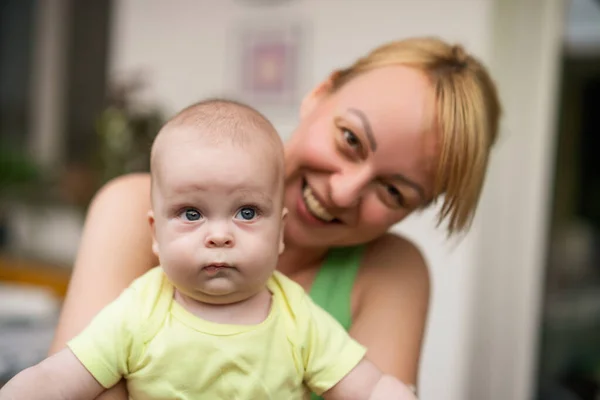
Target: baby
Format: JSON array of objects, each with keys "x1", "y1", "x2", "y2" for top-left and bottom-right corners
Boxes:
[{"x1": 0, "y1": 99, "x2": 418, "y2": 400}]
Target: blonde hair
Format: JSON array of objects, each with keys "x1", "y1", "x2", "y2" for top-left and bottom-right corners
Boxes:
[{"x1": 331, "y1": 37, "x2": 501, "y2": 234}]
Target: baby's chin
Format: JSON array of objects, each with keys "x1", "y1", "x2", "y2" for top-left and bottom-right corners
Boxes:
[
  {"x1": 174, "y1": 281, "x2": 263, "y2": 306},
  {"x1": 178, "y1": 286, "x2": 236, "y2": 304},
  {"x1": 164, "y1": 262, "x2": 276, "y2": 306}
]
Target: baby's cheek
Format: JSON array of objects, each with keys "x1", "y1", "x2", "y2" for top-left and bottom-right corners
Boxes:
[
  {"x1": 162, "y1": 236, "x2": 197, "y2": 265},
  {"x1": 246, "y1": 233, "x2": 280, "y2": 263}
]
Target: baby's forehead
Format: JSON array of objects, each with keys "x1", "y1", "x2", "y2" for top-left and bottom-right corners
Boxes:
[
  {"x1": 152, "y1": 98, "x2": 283, "y2": 155},
  {"x1": 155, "y1": 163, "x2": 281, "y2": 211},
  {"x1": 159, "y1": 121, "x2": 279, "y2": 152},
  {"x1": 155, "y1": 137, "x2": 282, "y2": 187},
  {"x1": 164, "y1": 178, "x2": 275, "y2": 200}
]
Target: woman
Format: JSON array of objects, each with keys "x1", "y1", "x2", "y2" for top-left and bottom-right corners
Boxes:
[{"x1": 50, "y1": 36, "x2": 501, "y2": 398}]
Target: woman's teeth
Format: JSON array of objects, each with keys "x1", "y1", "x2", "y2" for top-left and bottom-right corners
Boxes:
[{"x1": 303, "y1": 185, "x2": 335, "y2": 222}]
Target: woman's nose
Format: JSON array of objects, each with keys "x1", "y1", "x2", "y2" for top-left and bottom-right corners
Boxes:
[{"x1": 328, "y1": 170, "x2": 371, "y2": 209}]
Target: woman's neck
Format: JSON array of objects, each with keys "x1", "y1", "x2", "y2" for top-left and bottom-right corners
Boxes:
[{"x1": 276, "y1": 242, "x2": 330, "y2": 276}]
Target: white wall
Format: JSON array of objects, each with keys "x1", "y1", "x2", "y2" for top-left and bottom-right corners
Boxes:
[
  {"x1": 470, "y1": 1, "x2": 569, "y2": 399},
  {"x1": 109, "y1": 0, "x2": 495, "y2": 141},
  {"x1": 108, "y1": 1, "x2": 565, "y2": 399}
]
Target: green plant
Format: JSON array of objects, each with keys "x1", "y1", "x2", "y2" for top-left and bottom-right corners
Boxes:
[
  {"x1": 0, "y1": 139, "x2": 40, "y2": 198},
  {"x1": 95, "y1": 74, "x2": 165, "y2": 185}
]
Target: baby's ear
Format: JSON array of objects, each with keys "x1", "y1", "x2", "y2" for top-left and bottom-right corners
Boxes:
[
  {"x1": 148, "y1": 210, "x2": 159, "y2": 257},
  {"x1": 279, "y1": 208, "x2": 288, "y2": 255}
]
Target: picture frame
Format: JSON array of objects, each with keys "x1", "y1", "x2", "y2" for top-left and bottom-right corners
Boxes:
[{"x1": 234, "y1": 21, "x2": 303, "y2": 107}]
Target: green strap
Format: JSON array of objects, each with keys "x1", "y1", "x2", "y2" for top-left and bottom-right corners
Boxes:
[
  {"x1": 308, "y1": 245, "x2": 364, "y2": 400},
  {"x1": 308, "y1": 245, "x2": 364, "y2": 330}
]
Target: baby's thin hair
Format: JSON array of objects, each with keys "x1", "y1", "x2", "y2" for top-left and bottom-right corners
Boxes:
[
  {"x1": 151, "y1": 97, "x2": 283, "y2": 163},
  {"x1": 150, "y1": 98, "x2": 285, "y2": 201},
  {"x1": 162, "y1": 98, "x2": 279, "y2": 146}
]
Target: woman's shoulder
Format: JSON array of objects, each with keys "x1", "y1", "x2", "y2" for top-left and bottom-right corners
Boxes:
[
  {"x1": 358, "y1": 233, "x2": 430, "y2": 291},
  {"x1": 88, "y1": 173, "x2": 152, "y2": 213},
  {"x1": 95, "y1": 172, "x2": 151, "y2": 199},
  {"x1": 364, "y1": 233, "x2": 427, "y2": 268}
]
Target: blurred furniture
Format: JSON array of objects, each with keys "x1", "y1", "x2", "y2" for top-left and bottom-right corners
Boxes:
[
  {"x1": 0, "y1": 254, "x2": 70, "y2": 298},
  {"x1": 0, "y1": 254, "x2": 67, "y2": 386}
]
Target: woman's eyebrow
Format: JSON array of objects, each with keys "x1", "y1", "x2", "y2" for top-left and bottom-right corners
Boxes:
[{"x1": 348, "y1": 108, "x2": 377, "y2": 152}]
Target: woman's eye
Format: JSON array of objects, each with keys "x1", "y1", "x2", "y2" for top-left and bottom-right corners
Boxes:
[
  {"x1": 181, "y1": 208, "x2": 202, "y2": 221},
  {"x1": 235, "y1": 207, "x2": 257, "y2": 221},
  {"x1": 342, "y1": 129, "x2": 361, "y2": 149},
  {"x1": 386, "y1": 185, "x2": 406, "y2": 207}
]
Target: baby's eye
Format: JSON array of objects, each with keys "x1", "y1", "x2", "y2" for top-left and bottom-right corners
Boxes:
[
  {"x1": 181, "y1": 208, "x2": 202, "y2": 221},
  {"x1": 235, "y1": 207, "x2": 257, "y2": 221}
]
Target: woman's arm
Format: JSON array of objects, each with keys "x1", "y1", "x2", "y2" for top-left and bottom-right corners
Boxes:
[
  {"x1": 49, "y1": 173, "x2": 157, "y2": 354},
  {"x1": 350, "y1": 234, "x2": 431, "y2": 389}
]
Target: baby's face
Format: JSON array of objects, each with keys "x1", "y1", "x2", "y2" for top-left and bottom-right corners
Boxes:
[{"x1": 149, "y1": 132, "x2": 285, "y2": 304}]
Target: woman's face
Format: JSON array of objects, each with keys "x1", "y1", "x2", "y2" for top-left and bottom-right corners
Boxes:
[{"x1": 284, "y1": 65, "x2": 439, "y2": 248}]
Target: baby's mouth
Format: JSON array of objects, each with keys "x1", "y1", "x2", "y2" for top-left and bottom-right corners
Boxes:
[{"x1": 202, "y1": 263, "x2": 234, "y2": 274}]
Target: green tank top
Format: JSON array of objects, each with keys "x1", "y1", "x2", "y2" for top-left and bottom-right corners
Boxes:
[{"x1": 308, "y1": 245, "x2": 365, "y2": 400}]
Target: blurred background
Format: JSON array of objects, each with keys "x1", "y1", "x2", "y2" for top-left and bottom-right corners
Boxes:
[{"x1": 0, "y1": 0, "x2": 598, "y2": 399}]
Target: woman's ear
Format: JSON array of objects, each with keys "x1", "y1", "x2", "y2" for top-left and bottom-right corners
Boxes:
[
  {"x1": 299, "y1": 71, "x2": 339, "y2": 119},
  {"x1": 148, "y1": 210, "x2": 160, "y2": 258}
]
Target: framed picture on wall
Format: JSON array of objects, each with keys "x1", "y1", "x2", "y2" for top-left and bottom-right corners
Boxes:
[{"x1": 234, "y1": 22, "x2": 303, "y2": 107}]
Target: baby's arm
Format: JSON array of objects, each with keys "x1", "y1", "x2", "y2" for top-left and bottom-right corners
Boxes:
[
  {"x1": 0, "y1": 348, "x2": 104, "y2": 400},
  {"x1": 322, "y1": 358, "x2": 418, "y2": 400},
  {"x1": 2, "y1": 275, "x2": 147, "y2": 400}
]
